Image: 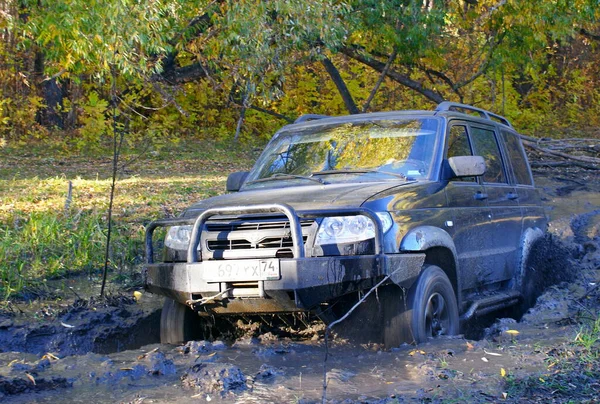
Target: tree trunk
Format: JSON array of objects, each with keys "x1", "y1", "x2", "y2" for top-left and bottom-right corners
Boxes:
[
  {"x1": 34, "y1": 50, "x2": 64, "y2": 129},
  {"x1": 321, "y1": 56, "x2": 360, "y2": 115}
]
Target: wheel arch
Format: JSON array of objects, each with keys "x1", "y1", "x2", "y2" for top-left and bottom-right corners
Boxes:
[
  {"x1": 399, "y1": 226, "x2": 462, "y2": 306},
  {"x1": 512, "y1": 226, "x2": 545, "y2": 291}
]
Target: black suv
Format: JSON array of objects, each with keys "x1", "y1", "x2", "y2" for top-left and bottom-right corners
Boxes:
[{"x1": 144, "y1": 102, "x2": 546, "y2": 346}]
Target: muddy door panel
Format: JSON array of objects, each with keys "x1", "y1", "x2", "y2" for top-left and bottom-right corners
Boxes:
[
  {"x1": 445, "y1": 181, "x2": 494, "y2": 290},
  {"x1": 517, "y1": 186, "x2": 547, "y2": 231},
  {"x1": 484, "y1": 183, "x2": 523, "y2": 283}
]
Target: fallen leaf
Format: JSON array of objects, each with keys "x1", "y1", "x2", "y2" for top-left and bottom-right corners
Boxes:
[
  {"x1": 481, "y1": 357, "x2": 489, "y2": 362},
  {"x1": 43, "y1": 352, "x2": 60, "y2": 361},
  {"x1": 133, "y1": 291, "x2": 142, "y2": 301},
  {"x1": 500, "y1": 368, "x2": 506, "y2": 377},
  {"x1": 505, "y1": 330, "x2": 520, "y2": 336},
  {"x1": 484, "y1": 349, "x2": 502, "y2": 356},
  {"x1": 501, "y1": 392, "x2": 508, "y2": 399},
  {"x1": 539, "y1": 377, "x2": 545, "y2": 383},
  {"x1": 409, "y1": 349, "x2": 426, "y2": 356},
  {"x1": 120, "y1": 367, "x2": 134, "y2": 371},
  {"x1": 137, "y1": 347, "x2": 159, "y2": 360},
  {"x1": 466, "y1": 341, "x2": 474, "y2": 350},
  {"x1": 26, "y1": 373, "x2": 36, "y2": 385},
  {"x1": 60, "y1": 322, "x2": 75, "y2": 328}
]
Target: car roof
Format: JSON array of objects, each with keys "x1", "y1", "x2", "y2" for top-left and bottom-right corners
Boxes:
[{"x1": 285, "y1": 102, "x2": 514, "y2": 132}]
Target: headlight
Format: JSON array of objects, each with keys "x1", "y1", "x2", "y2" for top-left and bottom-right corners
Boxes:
[
  {"x1": 315, "y1": 212, "x2": 393, "y2": 245},
  {"x1": 165, "y1": 225, "x2": 192, "y2": 250}
]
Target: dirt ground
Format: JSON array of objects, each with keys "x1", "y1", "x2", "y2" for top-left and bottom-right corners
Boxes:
[{"x1": 1, "y1": 169, "x2": 599, "y2": 404}]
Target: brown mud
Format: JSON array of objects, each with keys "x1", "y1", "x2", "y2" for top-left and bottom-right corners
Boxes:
[{"x1": 1, "y1": 170, "x2": 599, "y2": 403}]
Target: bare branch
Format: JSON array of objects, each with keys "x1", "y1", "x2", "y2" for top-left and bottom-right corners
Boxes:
[
  {"x1": 362, "y1": 50, "x2": 397, "y2": 113},
  {"x1": 341, "y1": 46, "x2": 444, "y2": 104},
  {"x1": 150, "y1": 81, "x2": 189, "y2": 117}
]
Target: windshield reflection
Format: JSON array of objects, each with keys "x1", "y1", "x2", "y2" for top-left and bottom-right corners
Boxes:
[{"x1": 244, "y1": 118, "x2": 439, "y2": 189}]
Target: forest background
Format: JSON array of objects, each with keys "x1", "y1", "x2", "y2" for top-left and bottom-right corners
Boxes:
[{"x1": 1, "y1": 0, "x2": 600, "y2": 298}]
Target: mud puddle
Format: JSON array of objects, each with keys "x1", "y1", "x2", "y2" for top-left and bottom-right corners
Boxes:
[{"x1": 1, "y1": 173, "x2": 599, "y2": 403}]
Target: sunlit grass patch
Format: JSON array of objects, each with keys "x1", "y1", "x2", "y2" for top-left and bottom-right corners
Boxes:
[
  {"x1": 0, "y1": 140, "x2": 257, "y2": 299},
  {"x1": 503, "y1": 314, "x2": 600, "y2": 402}
]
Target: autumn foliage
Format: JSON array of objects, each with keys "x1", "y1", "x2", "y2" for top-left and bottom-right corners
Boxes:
[{"x1": 1, "y1": 0, "x2": 600, "y2": 146}]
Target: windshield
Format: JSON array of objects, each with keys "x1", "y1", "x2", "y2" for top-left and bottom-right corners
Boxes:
[{"x1": 243, "y1": 118, "x2": 440, "y2": 189}]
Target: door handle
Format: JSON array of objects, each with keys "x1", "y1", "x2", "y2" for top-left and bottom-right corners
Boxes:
[
  {"x1": 474, "y1": 192, "x2": 488, "y2": 201},
  {"x1": 507, "y1": 192, "x2": 519, "y2": 200}
]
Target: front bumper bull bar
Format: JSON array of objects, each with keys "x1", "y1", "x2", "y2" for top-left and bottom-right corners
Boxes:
[{"x1": 143, "y1": 203, "x2": 425, "y2": 313}]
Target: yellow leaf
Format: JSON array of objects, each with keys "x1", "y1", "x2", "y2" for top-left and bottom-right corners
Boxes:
[
  {"x1": 500, "y1": 368, "x2": 506, "y2": 377},
  {"x1": 539, "y1": 377, "x2": 545, "y2": 383},
  {"x1": 133, "y1": 291, "x2": 142, "y2": 301},
  {"x1": 408, "y1": 349, "x2": 426, "y2": 356},
  {"x1": 505, "y1": 330, "x2": 520, "y2": 336}
]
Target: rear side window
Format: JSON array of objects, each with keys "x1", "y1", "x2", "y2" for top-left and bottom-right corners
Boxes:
[
  {"x1": 470, "y1": 127, "x2": 507, "y2": 184},
  {"x1": 501, "y1": 130, "x2": 533, "y2": 186}
]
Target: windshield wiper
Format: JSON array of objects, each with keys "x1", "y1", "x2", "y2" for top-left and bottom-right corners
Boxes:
[
  {"x1": 245, "y1": 173, "x2": 328, "y2": 185},
  {"x1": 312, "y1": 169, "x2": 407, "y2": 180}
]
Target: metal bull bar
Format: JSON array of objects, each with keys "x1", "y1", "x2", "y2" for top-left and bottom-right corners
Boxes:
[{"x1": 145, "y1": 203, "x2": 386, "y2": 265}]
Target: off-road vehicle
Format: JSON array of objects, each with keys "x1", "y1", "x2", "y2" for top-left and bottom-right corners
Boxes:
[{"x1": 144, "y1": 102, "x2": 546, "y2": 346}]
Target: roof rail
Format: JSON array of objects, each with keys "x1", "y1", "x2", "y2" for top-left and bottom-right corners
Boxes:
[
  {"x1": 294, "y1": 114, "x2": 330, "y2": 124},
  {"x1": 435, "y1": 101, "x2": 513, "y2": 128}
]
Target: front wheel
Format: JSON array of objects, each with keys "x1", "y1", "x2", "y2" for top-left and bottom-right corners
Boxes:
[
  {"x1": 160, "y1": 298, "x2": 201, "y2": 344},
  {"x1": 384, "y1": 265, "x2": 459, "y2": 347}
]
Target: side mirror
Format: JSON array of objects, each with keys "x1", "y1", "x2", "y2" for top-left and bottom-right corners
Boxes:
[
  {"x1": 226, "y1": 171, "x2": 249, "y2": 192},
  {"x1": 445, "y1": 156, "x2": 486, "y2": 179}
]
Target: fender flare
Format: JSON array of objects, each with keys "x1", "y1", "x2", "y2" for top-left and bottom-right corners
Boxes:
[
  {"x1": 511, "y1": 227, "x2": 545, "y2": 291},
  {"x1": 399, "y1": 226, "x2": 462, "y2": 304}
]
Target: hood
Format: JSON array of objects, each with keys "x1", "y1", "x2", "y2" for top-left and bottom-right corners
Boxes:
[{"x1": 183, "y1": 181, "x2": 414, "y2": 217}]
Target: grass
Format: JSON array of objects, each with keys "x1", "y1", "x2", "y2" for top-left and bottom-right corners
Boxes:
[
  {"x1": 0, "y1": 139, "x2": 258, "y2": 299},
  {"x1": 503, "y1": 315, "x2": 600, "y2": 402}
]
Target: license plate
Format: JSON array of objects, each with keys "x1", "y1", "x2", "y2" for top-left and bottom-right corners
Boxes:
[{"x1": 202, "y1": 259, "x2": 280, "y2": 282}]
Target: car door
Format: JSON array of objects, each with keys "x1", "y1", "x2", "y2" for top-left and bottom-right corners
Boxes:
[
  {"x1": 469, "y1": 124, "x2": 523, "y2": 284},
  {"x1": 500, "y1": 128, "x2": 546, "y2": 235},
  {"x1": 444, "y1": 122, "x2": 495, "y2": 291}
]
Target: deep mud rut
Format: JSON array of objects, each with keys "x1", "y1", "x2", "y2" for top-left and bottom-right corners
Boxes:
[{"x1": 1, "y1": 171, "x2": 599, "y2": 403}]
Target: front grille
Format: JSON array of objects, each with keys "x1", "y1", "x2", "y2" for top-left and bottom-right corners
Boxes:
[
  {"x1": 204, "y1": 217, "x2": 315, "y2": 258},
  {"x1": 207, "y1": 235, "x2": 309, "y2": 251}
]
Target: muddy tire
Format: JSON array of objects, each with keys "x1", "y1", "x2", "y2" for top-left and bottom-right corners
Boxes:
[
  {"x1": 160, "y1": 298, "x2": 200, "y2": 344},
  {"x1": 384, "y1": 265, "x2": 459, "y2": 347}
]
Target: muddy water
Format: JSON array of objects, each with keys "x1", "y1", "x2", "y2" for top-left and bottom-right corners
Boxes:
[
  {"x1": 0, "y1": 329, "x2": 571, "y2": 403},
  {"x1": 1, "y1": 173, "x2": 599, "y2": 403}
]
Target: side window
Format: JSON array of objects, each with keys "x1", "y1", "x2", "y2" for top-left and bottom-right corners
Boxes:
[
  {"x1": 447, "y1": 125, "x2": 472, "y2": 158},
  {"x1": 501, "y1": 130, "x2": 533, "y2": 186},
  {"x1": 470, "y1": 127, "x2": 507, "y2": 184},
  {"x1": 447, "y1": 125, "x2": 475, "y2": 182}
]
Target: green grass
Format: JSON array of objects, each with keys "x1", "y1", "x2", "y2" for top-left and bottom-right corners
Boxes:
[
  {"x1": 0, "y1": 139, "x2": 258, "y2": 299},
  {"x1": 503, "y1": 315, "x2": 600, "y2": 402}
]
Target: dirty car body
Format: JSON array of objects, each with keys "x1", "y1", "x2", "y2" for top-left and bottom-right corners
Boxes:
[{"x1": 144, "y1": 102, "x2": 547, "y2": 345}]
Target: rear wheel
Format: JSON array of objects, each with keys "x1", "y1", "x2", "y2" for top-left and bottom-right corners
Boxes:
[
  {"x1": 160, "y1": 298, "x2": 201, "y2": 344},
  {"x1": 384, "y1": 265, "x2": 459, "y2": 347}
]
